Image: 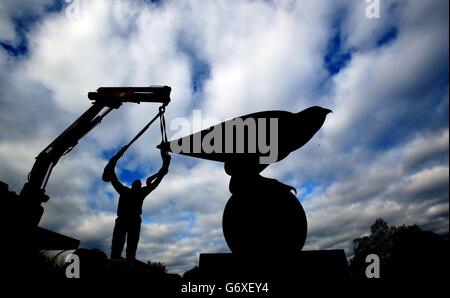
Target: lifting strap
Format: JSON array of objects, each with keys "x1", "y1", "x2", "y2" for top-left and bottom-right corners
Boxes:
[
  {"x1": 115, "y1": 104, "x2": 168, "y2": 157},
  {"x1": 160, "y1": 107, "x2": 168, "y2": 145}
]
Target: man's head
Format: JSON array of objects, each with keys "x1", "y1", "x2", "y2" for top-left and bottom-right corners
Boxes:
[{"x1": 132, "y1": 179, "x2": 142, "y2": 190}]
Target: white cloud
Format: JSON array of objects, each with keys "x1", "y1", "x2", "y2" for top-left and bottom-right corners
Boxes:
[
  {"x1": 0, "y1": 0, "x2": 55, "y2": 45},
  {"x1": 403, "y1": 129, "x2": 449, "y2": 171},
  {"x1": 340, "y1": 0, "x2": 399, "y2": 50},
  {"x1": 400, "y1": 166, "x2": 449, "y2": 200}
]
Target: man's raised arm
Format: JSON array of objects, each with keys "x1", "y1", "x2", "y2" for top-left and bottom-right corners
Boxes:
[
  {"x1": 102, "y1": 147, "x2": 129, "y2": 195},
  {"x1": 143, "y1": 150, "x2": 171, "y2": 195}
]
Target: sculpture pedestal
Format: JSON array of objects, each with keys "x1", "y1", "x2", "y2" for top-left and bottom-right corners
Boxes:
[{"x1": 198, "y1": 250, "x2": 349, "y2": 282}]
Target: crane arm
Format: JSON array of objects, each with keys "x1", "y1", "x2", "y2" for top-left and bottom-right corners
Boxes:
[{"x1": 19, "y1": 86, "x2": 171, "y2": 227}]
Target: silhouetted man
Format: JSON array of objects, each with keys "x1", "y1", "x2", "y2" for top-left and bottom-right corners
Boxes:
[{"x1": 103, "y1": 148, "x2": 170, "y2": 260}]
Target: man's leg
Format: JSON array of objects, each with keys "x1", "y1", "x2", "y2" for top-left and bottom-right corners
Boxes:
[
  {"x1": 126, "y1": 217, "x2": 141, "y2": 260},
  {"x1": 111, "y1": 217, "x2": 126, "y2": 259}
]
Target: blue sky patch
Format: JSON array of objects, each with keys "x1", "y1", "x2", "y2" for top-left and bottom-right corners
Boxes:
[
  {"x1": 119, "y1": 167, "x2": 147, "y2": 184},
  {"x1": 176, "y1": 32, "x2": 211, "y2": 94},
  {"x1": 0, "y1": 0, "x2": 65, "y2": 57},
  {"x1": 377, "y1": 27, "x2": 398, "y2": 47},
  {"x1": 298, "y1": 180, "x2": 315, "y2": 202},
  {"x1": 0, "y1": 41, "x2": 28, "y2": 56},
  {"x1": 324, "y1": 27, "x2": 352, "y2": 76}
]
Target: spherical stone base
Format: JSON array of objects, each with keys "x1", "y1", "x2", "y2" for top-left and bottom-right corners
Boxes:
[{"x1": 222, "y1": 187, "x2": 307, "y2": 254}]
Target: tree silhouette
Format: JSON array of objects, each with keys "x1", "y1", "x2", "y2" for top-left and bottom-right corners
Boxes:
[
  {"x1": 146, "y1": 260, "x2": 167, "y2": 273},
  {"x1": 183, "y1": 266, "x2": 200, "y2": 280},
  {"x1": 349, "y1": 219, "x2": 448, "y2": 279}
]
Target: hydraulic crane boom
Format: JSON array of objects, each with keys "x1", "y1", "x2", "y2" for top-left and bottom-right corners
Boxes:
[{"x1": 19, "y1": 86, "x2": 171, "y2": 228}]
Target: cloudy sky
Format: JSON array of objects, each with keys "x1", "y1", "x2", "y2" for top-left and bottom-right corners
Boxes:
[{"x1": 0, "y1": 0, "x2": 448, "y2": 273}]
